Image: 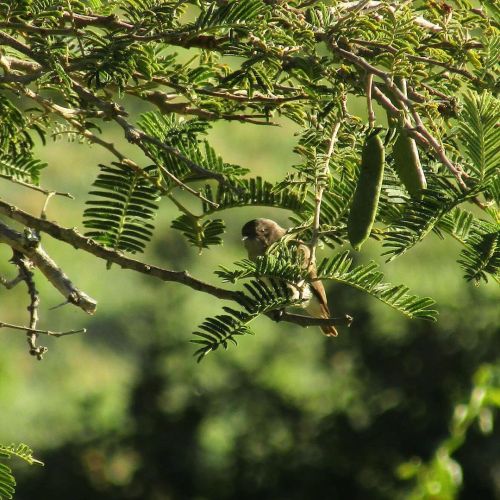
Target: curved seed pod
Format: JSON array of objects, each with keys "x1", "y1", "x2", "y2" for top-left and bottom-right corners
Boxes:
[
  {"x1": 393, "y1": 128, "x2": 427, "y2": 199},
  {"x1": 347, "y1": 129, "x2": 385, "y2": 251}
]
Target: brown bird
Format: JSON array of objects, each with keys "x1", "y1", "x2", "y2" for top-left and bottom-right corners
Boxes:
[{"x1": 241, "y1": 218, "x2": 338, "y2": 336}]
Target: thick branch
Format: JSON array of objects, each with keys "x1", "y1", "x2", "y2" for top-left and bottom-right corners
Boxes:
[
  {"x1": 0, "y1": 199, "x2": 238, "y2": 300},
  {"x1": 0, "y1": 219, "x2": 97, "y2": 314}
]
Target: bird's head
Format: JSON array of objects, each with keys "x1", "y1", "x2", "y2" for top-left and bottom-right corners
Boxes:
[{"x1": 241, "y1": 218, "x2": 286, "y2": 260}]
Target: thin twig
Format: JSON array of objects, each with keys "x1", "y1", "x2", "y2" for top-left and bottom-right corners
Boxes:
[
  {"x1": 40, "y1": 192, "x2": 55, "y2": 220},
  {"x1": 0, "y1": 321, "x2": 86, "y2": 337},
  {"x1": 9, "y1": 251, "x2": 45, "y2": 358},
  {"x1": 17, "y1": 85, "x2": 218, "y2": 207},
  {"x1": 351, "y1": 38, "x2": 477, "y2": 81},
  {"x1": 0, "y1": 272, "x2": 24, "y2": 289},
  {"x1": 310, "y1": 120, "x2": 341, "y2": 266},
  {"x1": 147, "y1": 75, "x2": 309, "y2": 104},
  {"x1": 366, "y1": 73, "x2": 375, "y2": 128},
  {"x1": 371, "y1": 84, "x2": 430, "y2": 145},
  {"x1": 70, "y1": 81, "x2": 222, "y2": 206},
  {"x1": 279, "y1": 312, "x2": 353, "y2": 328},
  {"x1": 0, "y1": 21, "x2": 79, "y2": 35},
  {"x1": 0, "y1": 173, "x2": 74, "y2": 199},
  {"x1": 137, "y1": 90, "x2": 278, "y2": 126},
  {"x1": 0, "y1": 29, "x2": 43, "y2": 63},
  {"x1": 329, "y1": 42, "x2": 466, "y2": 185}
]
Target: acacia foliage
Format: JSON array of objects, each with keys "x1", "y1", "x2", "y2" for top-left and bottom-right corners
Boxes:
[{"x1": 0, "y1": 0, "x2": 498, "y2": 355}]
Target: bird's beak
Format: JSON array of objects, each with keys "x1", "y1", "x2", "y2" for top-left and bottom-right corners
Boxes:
[{"x1": 241, "y1": 236, "x2": 248, "y2": 241}]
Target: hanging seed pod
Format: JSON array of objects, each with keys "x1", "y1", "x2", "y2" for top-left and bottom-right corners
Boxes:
[
  {"x1": 347, "y1": 129, "x2": 385, "y2": 251},
  {"x1": 393, "y1": 128, "x2": 427, "y2": 200}
]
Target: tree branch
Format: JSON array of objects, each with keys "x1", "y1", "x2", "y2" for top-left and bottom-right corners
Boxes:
[
  {"x1": 328, "y1": 43, "x2": 466, "y2": 185},
  {"x1": 137, "y1": 90, "x2": 278, "y2": 126},
  {"x1": 0, "y1": 173, "x2": 74, "y2": 199},
  {"x1": 0, "y1": 321, "x2": 86, "y2": 337},
  {"x1": 69, "y1": 81, "x2": 224, "y2": 204},
  {"x1": 9, "y1": 250, "x2": 45, "y2": 358},
  {"x1": 351, "y1": 38, "x2": 478, "y2": 82},
  {"x1": 278, "y1": 312, "x2": 353, "y2": 328},
  {"x1": 0, "y1": 29, "x2": 43, "y2": 63},
  {"x1": 147, "y1": 76, "x2": 309, "y2": 104},
  {"x1": 365, "y1": 73, "x2": 375, "y2": 128},
  {"x1": 310, "y1": 120, "x2": 341, "y2": 265},
  {"x1": 18, "y1": 84, "x2": 219, "y2": 208},
  {"x1": 0, "y1": 219, "x2": 97, "y2": 315}
]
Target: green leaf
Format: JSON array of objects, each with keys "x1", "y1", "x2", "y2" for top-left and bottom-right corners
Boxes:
[
  {"x1": 195, "y1": 0, "x2": 268, "y2": 31},
  {"x1": 0, "y1": 463, "x2": 15, "y2": 500},
  {"x1": 192, "y1": 279, "x2": 300, "y2": 361},
  {"x1": 0, "y1": 443, "x2": 43, "y2": 500},
  {"x1": 439, "y1": 210, "x2": 499, "y2": 285},
  {"x1": 458, "y1": 91, "x2": 500, "y2": 191},
  {"x1": 458, "y1": 230, "x2": 499, "y2": 285},
  {"x1": 83, "y1": 163, "x2": 160, "y2": 254},
  {"x1": 317, "y1": 251, "x2": 438, "y2": 320},
  {"x1": 0, "y1": 443, "x2": 43, "y2": 466},
  {"x1": 0, "y1": 156, "x2": 46, "y2": 184},
  {"x1": 202, "y1": 176, "x2": 308, "y2": 215},
  {"x1": 382, "y1": 184, "x2": 465, "y2": 261},
  {"x1": 171, "y1": 215, "x2": 225, "y2": 251}
]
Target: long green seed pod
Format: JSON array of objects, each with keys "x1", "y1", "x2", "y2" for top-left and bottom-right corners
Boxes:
[
  {"x1": 393, "y1": 128, "x2": 427, "y2": 200},
  {"x1": 348, "y1": 129, "x2": 385, "y2": 251}
]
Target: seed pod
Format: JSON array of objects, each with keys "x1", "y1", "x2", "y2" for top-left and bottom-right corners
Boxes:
[
  {"x1": 393, "y1": 128, "x2": 427, "y2": 200},
  {"x1": 348, "y1": 129, "x2": 385, "y2": 251}
]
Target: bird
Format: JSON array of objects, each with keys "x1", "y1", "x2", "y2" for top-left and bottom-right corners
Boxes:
[{"x1": 241, "y1": 218, "x2": 338, "y2": 336}]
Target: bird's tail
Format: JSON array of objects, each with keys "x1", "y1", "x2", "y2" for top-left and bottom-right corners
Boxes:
[
  {"x1": 321, "y1": 324, "x2": 339, "y2": 337},
  {"x1": 305, "y1": 297, "x2": 339, "y2": 337}
]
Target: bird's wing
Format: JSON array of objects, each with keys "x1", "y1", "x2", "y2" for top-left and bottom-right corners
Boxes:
[
  {"x1": 297, "y1": 242, "x2": 338, "y2": 337},
  {"x1": 309, "y1": 278, "x2": 330, "y2": 316},
  {"x1": 296, "y1": 243, "x2": 330, "y2": 315}
]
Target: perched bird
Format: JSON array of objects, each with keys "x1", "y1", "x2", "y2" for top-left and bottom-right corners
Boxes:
[{"x1": 241, "y1": 218, "x2": 338, "y2": 336}]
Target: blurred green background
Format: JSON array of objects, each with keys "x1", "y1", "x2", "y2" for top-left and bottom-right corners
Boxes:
[{"x1": 0, "y1": 99, "x2": 499, "y2": 499}]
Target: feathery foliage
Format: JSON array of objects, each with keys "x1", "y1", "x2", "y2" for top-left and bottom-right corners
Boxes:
[
  {"x1": 83, "y1": 163, "x2": 161, "y2": 254},
  {"x1": 458, "y1": 229, "x2": 499, "y2": 286},
  {"x1": 217, "y1": 249, "x2": 437, "y2": 325},
  {"x1": 202, "y1": 176, "x2": 308, "y2": 215},
  {"x1": 0, "y1": 444, "x2": 43, "y2": 500},
  {"x1": 316, "y1": 251, "x2": 437, "y2": 321},
  {"x1": 0, "y1": 157, "x2": 46, "y2": 184},
  {"x1": 457, "y1": 91, "x2": 499, "y2": 192},
  {"x1": 192, "y1": 279, "x2": 299, "y2": 362},
  {"x1": 171, "y1": 215, "x2": 225, "y2": 252}
]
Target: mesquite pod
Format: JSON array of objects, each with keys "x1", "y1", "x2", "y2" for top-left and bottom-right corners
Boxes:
[
  {"x1": 348, "y1": 129, "x2": 385, "y2": 251},
  {"x1": 393, "y1": 128, "x2": 427, "y2": 199}
]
